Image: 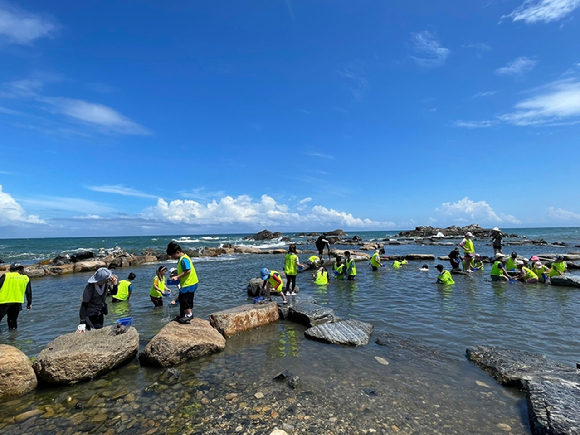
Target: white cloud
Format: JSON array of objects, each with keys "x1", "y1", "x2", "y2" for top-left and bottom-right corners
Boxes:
[
  {"x1": 39, "y1": 97, "x2": 150, "y2": 135},
  {"x1": 409, "y1": 31, "x2": 450, "y2": 68},
  {"x1": 472, "y1": 91, "x2": 497, "y2": 98},
  {"x1": 499, "y1": 78, "x2": 580, "y2": 125},
  {"x1": 145, "y1": 194, "x2": 392, "y2": 229},
  {"x1": 436, "y1": 197, "x2": 521, "y2": 224},
  {"x1": 298, "y1": 197, "x2": 312, "y2": 204},
  {"x1": 0, "y1": 79, "x2": 44, "y2": 98},
  {"x1": 454, "y1": 120, "x2": 496, "y2": 128},
  {"x1": 495, "y1": 57, "x2": 538, "y2": 76},
  {"x1": 73, "y1": 214, "x2": 103, "y2": 220},
  {"x1": 547, "y1": 207, "x2": 580, "y2": 220},
  {"x1": 86, "y1": 184, "x2": 157, "y2": 199},
  {"x1": 0, "y1": 3, "x2": 56, "y2": 45},
  {"x1": 462, "y1": 42, "x2": 492, "y2": 58},
  {"x1": 502, "y1": 0, "x2": 580, "y2": 23},
  {"x1": 0, "y1": 185, "x2": 44, "y2": 225}
]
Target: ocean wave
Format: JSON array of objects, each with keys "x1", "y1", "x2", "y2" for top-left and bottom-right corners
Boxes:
[
  {"x1": 151, "y1": 238, "x2": 158, "y2": 241},
  {"x1": 201, "y1": 236, "x2": 220, "y2": 240},
  {"x1": 173, "y1": 237, "x2": 201, "y2": 243},
  {"x1": 251, "y1": 241, "x2": 287, "y2": 249}
]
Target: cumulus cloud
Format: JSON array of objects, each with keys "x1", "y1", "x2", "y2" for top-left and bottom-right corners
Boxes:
[
  {"x1": 409, "y1": 31, "x2": 450, "y2": 68},
  {"x1": 502, "y1": 0, "x2": 580, "y2": 24},
  {"x1": 436, "y1": 197, "x2": 520, "y2": 224},
  {"x1": 472, "y1": 91, "x2": 497, "y2": 98},
  {"x1": 495, "y1": 57, "x2": 538, "y2": 76},
  {"x1": 145, "y1": 194, "x2": 392, "y2": 229},
  {"x1": 0, "y1": 2, "x2": 56, "y2": 45},
  {"x1": 39, "y1": 97, "x2": 150, "y2": 135},
  {"x1": 454, "y1": 120, "x2": 496, "y2": 128},
  {"x1": 547, "y1": 207, "x2": 580, "y2": 220},
  {"x1": 0, "y1": 185, "x2": 44, "y2": 225},
  {"x1": 86, "y1": 184, "x2": 157, "y2": 198}
]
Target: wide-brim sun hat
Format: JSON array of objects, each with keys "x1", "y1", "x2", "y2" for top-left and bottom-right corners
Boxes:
[
  {"x1": 261, "y1": 267, "x2": 269, "y2": 280},
  {"x1": 492, "y1": 227, "x2": 500, "y2": 231},
  {"x1": 466, "y1": 232, "x2": 473, "y2": 237},
  {"x1": 535, "y1": 261, "x2": 543, "y2": 268},
  {"x1": 530, "y1": 255, "x2": 540, "y2": 261},
  {"x1": 494, "y1": 253, "x2": 505, "y2": 260},
  {"x1": 88, "y1": 267, "x2": 112, "y2": 283}
]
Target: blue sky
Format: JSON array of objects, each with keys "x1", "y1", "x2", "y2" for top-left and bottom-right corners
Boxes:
[{"x1": 1, "y1": 0, "x2": 580, "y2": 237}]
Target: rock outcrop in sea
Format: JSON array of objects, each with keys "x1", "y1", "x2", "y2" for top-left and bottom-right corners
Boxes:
[{"x1": 0, "y1": 345, "x2": 37, "y2": 398}]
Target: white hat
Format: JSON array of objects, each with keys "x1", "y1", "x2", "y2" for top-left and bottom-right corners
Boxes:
[
  {"x1": 492, "y1": 227, "x2": 500, "y2": 232},
  {"x1": 466, "y1": 232, "x2": 473, "y2": 237}
]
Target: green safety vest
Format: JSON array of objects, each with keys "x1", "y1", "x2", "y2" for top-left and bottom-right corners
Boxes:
[
  {"x1": 548, "y1": 261, "x2": 566, "y2": 277},
  {"x1": 308, "y1": 256, "x2": 320, "y2": 264},
  {"x1": 392, "y1": 261, "x2": 402, "y2": 269},
  {"x1": 0, "y1": 272, "x2": 29, "y2": 304},
  {"x1": 333, "y1": 263, "x2": 344, "y2": 279},
  {"x1": 267, "y1": 270, "x2": 283, "y2": 291},
  {"x1": 506, "y1": 257, "x2": 518, "y2": 270},
  {"x1": 462, "y1": 239, "x2": 474, "y2": 254},
  {"x1": 532, "y1": 266, "x2": 548, "y2": 279},
  {"x1": 491, "y1": 261, "x2": 504, "y2": 276},
  {"x1": 178, "y1": 254, "x2": 199, "y2": 288},
  {"x1": 150, "y1": 275, "x2": 166, "y2": 297},
  {"x1": 370, "y1": 253, "x2": 381, "y2": 268},
  {"x1": 346, "y1": 258, "x2": 356, "y2": 276},
  {"x1": 523, "y1": 267, "x2": 537, "y2": 281},
  {"x1": 437, "y1": 270, "x2": 455, "y2": 285},
  {"x1": 284, "y1": 253, "x2": 298, "y2": 275},
  {"x1": 314, "y1": 270, "x2": 328, "y2": 285},
  {"x1": 116, "y1": 280, "x2": 132, "y2": 301}
]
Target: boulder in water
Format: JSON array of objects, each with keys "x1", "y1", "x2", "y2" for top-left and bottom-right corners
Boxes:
[
  {"x1": 288, "y1": 302, "x2": 335, "y2": 327},
  {"x1": 550, "y1": 275, "x2": 580, "y2": 288},
  {"x1": 73, "y1": 261, "x2": 107, "y2": 273},
  {"x1": 139, "y1": 318, "x2": 225, "y2": 367},
  {"x1": 209, "y1": 303, "x2": 279, "y2": 338},
  {"x1": 244, "y1": 229, "x2": 282, "y2": 241},
  {"x1": 247, "y1": 277, "x2": 299, "y2": 297},
  {"x1": 33, "y1": 326, "x2": 139, "y2": 384},
  {"x1": 70, "y1": 251, "x2": 95, "y2": 263},
  {"x1": 304, "y1": 319, "x2": 373, "y2": 346},
  {"x1": 0, "y1": 345, "x2": 37, "y2": 398}
]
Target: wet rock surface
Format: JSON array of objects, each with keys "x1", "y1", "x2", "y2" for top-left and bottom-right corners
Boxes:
[
  {"x1": 0, "y1": 345, "x2": 37, "y2": 398},
  {"x1": 247, "y1": 278, "x2": 300, "y2": 297},
  {"x1": 467, "y1": 345, "x2": 580, "y2": 435},
  {"x1": 140, "y1": 318, "x2": 226, "y2": 367},
  {"x1": 550, "y1": 275, "x2": 580, "y2": 288},
  {"x1": 304, "y1": 319, "x2": 374, "y2": 347},
  {"x1": 209, "y1": 303, "x2": 279, "y2": 338},
  {"x1": 33, "y1": 326, "x2": 139, "y2": 385},
  {"x1": 288, "y1": 302, "x2": 335, "y2": 327}
]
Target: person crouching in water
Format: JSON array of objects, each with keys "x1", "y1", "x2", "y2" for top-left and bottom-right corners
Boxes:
[
  {"x1": 490, "y1": 254, "x2": 509, "y2": 282},
  {"x1": 370, "y1": 250, "x2": 382, "y2": 271},
  {"x1": 333, "y1": 256, "x2": 345, "y2": 280},
  {"x1": 77, "y1": 267, "x2": 113, "y2": 332},
  {"x1": 344, "y1": 251, "x2": 357, "y2": 280},
  {"x1": 111, "y1": 273, "x2": 136, "y2": 303},
  {"x1": 166, "y1": 241, "x2": 199, "y2": 324},
  {"x1": 150, "y1": 266, "x2": 168, "y2": 307},
  {"x1": 313, "y1": 266, "x2": 329, "y2": 285},
  {"x1": 531, "y1": 261, "x2": 550, "y2": 284},
  {"x1": 284, "y1": 244, "x2": 304, "y2": 296},
  {"x1": 436, "y1": 265, "x2": 455, "y2": 285},
  {"x1": 261, "y1": 268, "x2": 288, "y2": 304},
  {"x1": 514, "y1": 261, "x2": 538, "y2": 284}
]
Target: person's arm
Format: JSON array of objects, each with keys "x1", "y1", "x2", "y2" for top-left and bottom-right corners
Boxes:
[
  {"x1": 127, "y1": 284, "x2": 133, "y2": 299},
  {"x1": 0, "y1": 274, "x2": 5, "y2": 288},
  {"x1": 110, "y1": 283, "x2": 118, "y2": 296},
  {"x1": 25, "y1": 281, "x2": 32, "y2": 309},
  {"x1": 175, "y1": 257, "x2": 191, "y2": 280},
  {"x1": 459, "y1": 239, "x2": 466, "y2": 248},
  {"x1": 273, "y1": 273, "x2": 283, "y2": 287}
]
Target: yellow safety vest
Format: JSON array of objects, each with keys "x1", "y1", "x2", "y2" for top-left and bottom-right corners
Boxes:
[
  {"x1": 346, "y1": 258, "x2": 356, "y2": 276},
  {"x1": 462, "y1": 239, "x2": 474, "y2": 254},
  {"x1": 314, "y1": 270, "x2": 328, "y2": 285},
  {"x1": 506, "y1": 257, "x2": 518, "y2": 270},
  {"x1": 437, "y1": 270, "x2": 455, "y2": 285},
  {"x1": 116, "y1": 280, "x2": 131, "y2": 301},
  {"x1": 267, "y1": 271, "x2": 283, "y2": 291},
  {"x1": 284, "y1": 253, "x2": 298, "y2": 275},
  {"x1": 150, "y1": 275, "x2": 166, "y2": 297},
  {"x1": 523, "y1": 267, "x2": 537, "y2": 281},
  {"x1": 333, "y1": 263, "x2": 344, "y2": 279},
  {"x1": 491, "y1": 261, "x2": 503, "y2": 276},
  {"x1": 548, "y1": 261, "x2": 566, "y2": 277},
  {"x1": 308, "y1": 256, "x2": 320, "y2": 264},
  {"x1": 532, "y1": 266, "x2": 548, "y2": 279},
  {"x1": 0, "y1": 272, "x2": 29, "y2": 304},
  {"x1": 178, "y1": 254, "x2": 199, "y2": 288},
  {"x1": 370, "y1": 253, "x2": 381, "y2": 268},
  {"x1": 392, "y1": 261, "x2": 402, "y2": 269}
]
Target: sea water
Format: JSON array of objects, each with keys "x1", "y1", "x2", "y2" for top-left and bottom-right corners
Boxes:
[{"x1": 0, "y1": 228, "x2": 579, "y2": 434}]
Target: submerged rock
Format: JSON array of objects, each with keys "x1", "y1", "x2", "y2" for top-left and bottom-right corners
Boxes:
[
  {"x1": 0, "y1": 345, "x2": 37, "y2": 398},
  {"x1": 139, "y1": 318, "x2": 225, "y2": 367},
  {"x1": 33, "y1": 326, "x2": 139, "y2": 384},
  {"x1": 288, "y1": 302, "x2": 335, "y2": 327},
  {"x1": 550, "y1": 275, "x2": 580, "y2": 288},
  {"x1": 304, "y1": 319, "x2": 373, "y2": 347},
  {"x1": 466, "y1": 345, "x2": 580, "y2": 435},
  {"x1": 209, "y1": 303, "x2": 279, "y2": 338}
]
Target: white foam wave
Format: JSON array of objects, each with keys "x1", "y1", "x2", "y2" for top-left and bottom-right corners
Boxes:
[
  {"x1": 201, "y1": 236, "x2": 219, "y2": 240},
  {"x1": 173, "y1": 237, "x2": 201, "y2": 243},
  {"x1": 252, "y1": 241, "x2": 287, "y2": 249}
]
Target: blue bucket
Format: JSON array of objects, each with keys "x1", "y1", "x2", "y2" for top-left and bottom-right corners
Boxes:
[
  {"x1": 117, "y1": 317, "x2": 133, "y2": 327},
  {"x1": 253, "y1": 296, "x2": 263, "y2": 304}
]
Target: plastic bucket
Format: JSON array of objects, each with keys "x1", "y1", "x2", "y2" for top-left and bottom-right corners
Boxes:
[
  {"x1": 117, "y1": 317, "x2": 133, "y2": 327},
  {"x1": 253, "y1": 296, "x2": 263, "y2": 304}
]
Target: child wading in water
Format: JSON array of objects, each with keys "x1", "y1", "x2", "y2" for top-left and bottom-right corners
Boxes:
[
  {"x1": 150, "y1": 266, "x2": 168, "y2": 307},
  {"x1": 166, "y1": 241, "x2": 199, "y2": 324},
  {"x1": 284, "y1": 244, "x2": 304, "y2": 296}
]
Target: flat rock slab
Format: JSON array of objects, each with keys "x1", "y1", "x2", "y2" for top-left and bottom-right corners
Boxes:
[
  {"x1": 0, "y1": 345, "x2": 37, "y2": 398},
  {"x1": 33, "y1": 326, "x2": 139, "y2": 384},
  {"x1": 288, "y1": 302, "x2": 335, "y2": 327},
  {"x1": 209, "y1": 303, "x2": 279, "y2": 338},
  {"x1": 140, "y1": 318, "x2": 225, "y2": 367},
  {"x1": 304, "y1": 319, "x2": 373, "y2": 346},
  {"x1": 375, "y1": 333, "x2": 449, "y2": 365},
  {"x1": 550, "y1": 275, "x2": 580, "y2": 288},
  {"x1": 405, "y1": 254, "x2": 435, "y2": 260},
  {"x1": 467, "y1": 345, "x2": 580, "y2": 435},
  {"x1": 278, "y1": 295, "x2": 317, "y2": 319}
]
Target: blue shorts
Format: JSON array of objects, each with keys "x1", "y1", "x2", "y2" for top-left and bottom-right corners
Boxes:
[{"x1": 180, "y1": 283, "x2": 198, "y2": 294}]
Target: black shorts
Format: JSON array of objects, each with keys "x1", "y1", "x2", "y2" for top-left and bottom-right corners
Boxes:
[
  {"x1": 179, "y1": 292, "x2": 195, "y2": 309},
  {"x1": 150, "y1": 295, "x2": 163, "y2": 307}
]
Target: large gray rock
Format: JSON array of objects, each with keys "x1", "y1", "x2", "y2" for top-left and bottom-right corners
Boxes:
[
  {"x1": 467, "y1": 345, "x2": 580, "y2": 435},
  {"x1": 209, "y1": 303, "x2": 279, "y2": 338},
  {"x1": 140, "y1": 318, "x2": 225, "y2": 367},
  {"x1": 304, "y1": 319, "x2": 373, "y2": 346},
  {"x1": 550, "y1": 275, "x2": 580, "y2": 288},
  {"x1": 247, "y1": 277, "x2": 299, "y2": 297},
  {"x1": 278, "y1": 295, "x2": 317, "y2": 319},
  {"x1": 0, "y1": 345, "x2": 37, "y2": 398},
  {"x1": 288, "y1": 302, "x2": 335, "y2": 327},
  {"x1": 405, "y1": 254, "x2": 435, "y2": 261},
  {"x1": 33, "y1": 326, "x2": 139, "y2": 384}
]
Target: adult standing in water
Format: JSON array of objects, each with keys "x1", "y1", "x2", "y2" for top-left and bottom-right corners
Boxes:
[
  {"x1": 369, "y1": 250, "x2": 382, "y2": 271},
  {"x1": 315, "y1": 234, "x2": 331, "y2": 261},
  {"x1": 77, "y1": 267, "x2": 112, "y2": 332},
  {"x1": 284, "y1": 244, "x2": 304, "y2": 296},
  {"x1": 490, "y1": 227, "x2": 503, "y2": 256},
  {"x1": 459, "y1": 232, "x2": 475, "y2": 272},
  {"x1": 166, "y1": 241, "x2": 199, "y2": 324},
  {"x1": 345, "y1": 251, "x2": 357, "y2": 280},
  {"x1": 0, "y1": 263, "x2": 32, "y2": 330}
]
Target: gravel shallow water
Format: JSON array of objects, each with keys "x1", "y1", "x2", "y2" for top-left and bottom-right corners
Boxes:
[{"x1": 1, "y1": 240, "x2": 579, "y2": 434}]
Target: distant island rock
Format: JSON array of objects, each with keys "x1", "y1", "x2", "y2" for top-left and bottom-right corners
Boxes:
[
  {"x1": 243, "y1": 229, "x2": 283, "y2": 241},
  {"x1": 395, "y1": 224, "x2": 519, "y2": 238}
]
